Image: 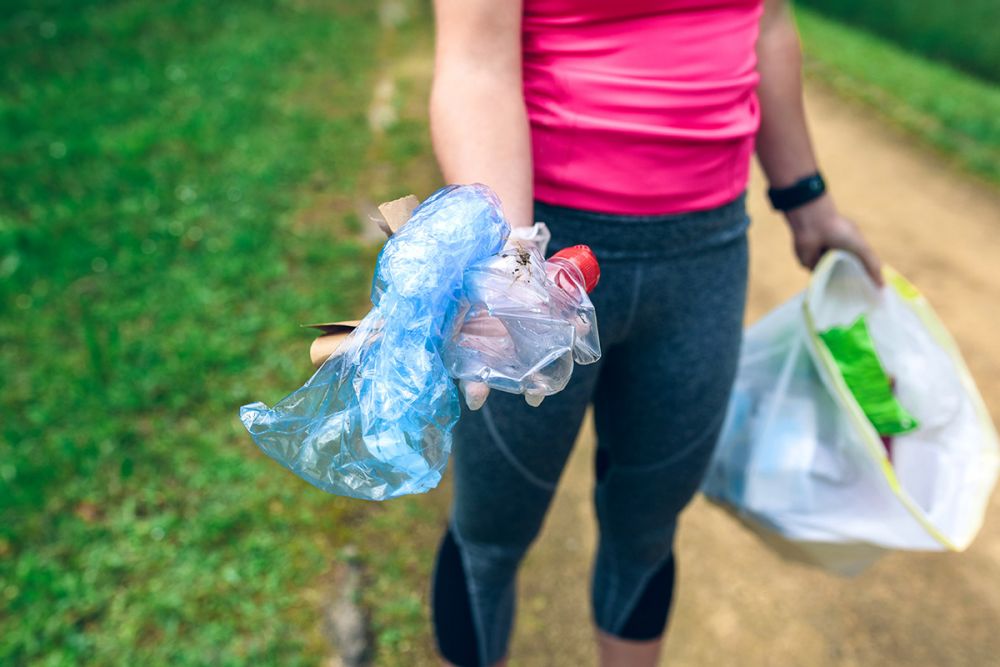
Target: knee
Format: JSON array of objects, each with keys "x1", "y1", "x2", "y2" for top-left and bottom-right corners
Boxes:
[
  {"x1": 600, "y1": 518, "x2": 677, "y2": 575},
  {"x1": 450, "y1": 479, "x2": 553, "y2": 564},
  {"x1": 449, "y1": 519, "x2": 535, "y2": 584},
  {"x1": 593, "y1": 470, "x2": 685, "y2": 570},
  {"x1": 593, "y1": 445, "x2": 710, "y2": 569}
]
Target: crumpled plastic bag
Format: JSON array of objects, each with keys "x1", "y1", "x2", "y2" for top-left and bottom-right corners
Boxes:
[{"x1": 240, "y1": 184, "x2": 509, "y2": 500}]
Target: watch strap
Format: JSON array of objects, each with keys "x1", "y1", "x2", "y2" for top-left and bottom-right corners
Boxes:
[{"x1": 767, "y1": 172, "x2": 826, "y2": 211}]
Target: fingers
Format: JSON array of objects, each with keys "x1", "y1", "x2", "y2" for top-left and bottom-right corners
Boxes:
[
  {"x1": 850, "y1": 239, "x2": 884, "y2": 287},
  {"x1": 461, "y1": 311, "x2": 508, "y2": 336},
  {"x1": 460, "y1": 379, "x2": 548, "y2": 409},
  {"x1": 831, "y1": 226, "x2": 883, "y2": 287},
  {"x1": 524, "y1": 391, "x2": 545, "y2": 407},
  {"x1": 801, "y1": 240, "x2": 883, "y2": 287},
  {"x1": 828, "y1": 215, "x2": 883, "y2": 286},
  {"x1": 460, "y1": 381, "x2": 490, "y2": 411},
  {"x1": 795, "y1": 240, "x2": 823, "y2": 271},
  {"x1": 792, "y1": 218, "x2": 884, "y2": 287}
]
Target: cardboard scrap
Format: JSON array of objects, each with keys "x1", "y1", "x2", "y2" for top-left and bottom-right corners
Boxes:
[
  {"x1": 306, "y1": 195, "x2": 420, "y2": 368},
  {"x1": 376, "y1": 194, "x2": 419, "y2": 235},
  {"x1": 304, "y1": 320, "x2": 362, "y2": 367}
]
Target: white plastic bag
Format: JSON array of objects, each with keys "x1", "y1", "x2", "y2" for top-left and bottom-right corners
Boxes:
[{"x1": 704, "y1": 250, "x2": 999, "y2": 574}]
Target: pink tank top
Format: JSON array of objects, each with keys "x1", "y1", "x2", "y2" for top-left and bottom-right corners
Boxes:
[{"x1": 523, "y1": 0, "x2": 763, "y2": 215}]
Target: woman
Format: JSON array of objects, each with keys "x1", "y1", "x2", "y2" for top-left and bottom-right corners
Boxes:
[{"x1": 429, "y1": 1, "x2": 882, "y2": 665}]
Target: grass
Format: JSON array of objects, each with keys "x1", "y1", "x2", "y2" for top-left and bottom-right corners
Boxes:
[
  {"x1": 794, "y1": 0, "x2": 999, "y2": 83},
  {"x1": 1, "y1": 0, "x2": 445, "y2": 665},
  {"x1": 796, "y1": 7, "x2": 1000, "y2": 185}
]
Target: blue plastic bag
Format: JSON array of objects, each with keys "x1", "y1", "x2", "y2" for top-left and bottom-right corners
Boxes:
[{"x1": 240, "y1": 185, "x2": 510, "y2": 500}]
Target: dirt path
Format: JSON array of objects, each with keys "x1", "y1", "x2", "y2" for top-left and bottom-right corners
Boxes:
[{"x1": 509, "y1": 85, "x2": 1000, "y2": 666}]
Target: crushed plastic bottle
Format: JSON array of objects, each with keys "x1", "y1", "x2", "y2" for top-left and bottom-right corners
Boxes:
[
  {"x1": 240, "y1": 184, "x2": 509, "y2": 500},
  {"x1": 443, "y1": 244, "x2": 601, "y2": 400}
]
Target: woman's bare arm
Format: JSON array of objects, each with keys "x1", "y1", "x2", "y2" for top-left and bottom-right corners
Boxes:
[
  {"x1": 755, "y1": 0, "x2": 882, "y2": 283},
  {"x1": 431, "y1": 0, "x2": 534, "y2": 229},
  {"x1": 755, "y1": 0, "x2": 817, "y2": 187}
]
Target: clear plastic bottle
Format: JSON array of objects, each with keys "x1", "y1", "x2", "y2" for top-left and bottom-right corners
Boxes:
[{"x1": 443, "y1": 244, "x2": 601, "y2": 402}]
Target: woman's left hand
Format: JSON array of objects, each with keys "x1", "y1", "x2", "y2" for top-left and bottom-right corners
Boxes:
[{"x1": 785, "y1": 194, "x2": 884, "y2": 286}]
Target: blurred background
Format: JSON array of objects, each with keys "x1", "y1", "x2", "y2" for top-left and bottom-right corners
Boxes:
[{"x1": 1, "y1": 1, "x2": 998, "y2": 665}]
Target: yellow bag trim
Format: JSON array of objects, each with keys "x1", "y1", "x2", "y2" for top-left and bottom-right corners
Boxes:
[{"x1": 802, "y1": 253, "x2": 1000, "y2": 552}]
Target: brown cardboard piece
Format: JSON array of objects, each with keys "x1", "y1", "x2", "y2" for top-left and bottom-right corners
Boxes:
[
  {"x1": 305, "y1": 321, "x2": 362, "y2": 367},
  {"x1": 306, "y1": 195, "x2": 420, "y2": 367},
  {"x1": 375, "y1": 194, "x2": 419, "y2": 235}
]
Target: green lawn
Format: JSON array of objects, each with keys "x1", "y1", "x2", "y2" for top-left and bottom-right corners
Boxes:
[
  {"x1": 795, "y1": 0, "x2": 999, "y2": 83},
  {"x1": 796, "y1": 7, "x2": 1000, "y2": 185},
  {"x1": 1, "y1": 1, "x2": 444, "y2": 665}
]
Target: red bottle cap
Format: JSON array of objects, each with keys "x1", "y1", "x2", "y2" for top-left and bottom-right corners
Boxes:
[{"x1": 551, "y1": 245, "x2": 600, "y2": 293}]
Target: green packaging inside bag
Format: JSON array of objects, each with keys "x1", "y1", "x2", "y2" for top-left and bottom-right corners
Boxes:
[{"x1": 819, "y1": 315, "x2": 919, "y2": 436}]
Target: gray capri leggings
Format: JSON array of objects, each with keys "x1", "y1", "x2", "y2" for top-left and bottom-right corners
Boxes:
[{"x1": 432, "y1": 195, "x2": 750, "y2": 666}]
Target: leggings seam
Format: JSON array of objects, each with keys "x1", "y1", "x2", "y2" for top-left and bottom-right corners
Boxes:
[
  {"x1": 481, "y1": 402, "x2": 558, "y2": 491},
  {"x1": 490, "y1": 586, "x2": 512, "y2": 666},
  {"x1": 611, "y1": 406, "x2": 726, "y2": 474},
  {"x1": 604, "y1": 557, "x2": 619, "y2": 632},
  {"x1": 596, "y1": 503, "x2": 619, "y2": 626},
  {"x1": 619, "y1": 265, "x2": 644, "y2": 340},
  {"x1": 449, "y1": 520, "x2": 494, "y2": 666},
  {"x1": 609, "y1": 551, "x2": 674, "y2": 636}
]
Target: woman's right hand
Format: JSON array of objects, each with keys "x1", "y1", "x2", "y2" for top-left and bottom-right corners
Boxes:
[{"x1": 454, "y1": 311, "x2": 548, "y2": 410}]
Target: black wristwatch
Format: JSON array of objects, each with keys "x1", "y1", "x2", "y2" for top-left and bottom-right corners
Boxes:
[{"x1": 767, "y1": 172, "x2": 826, "y2": 211}]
